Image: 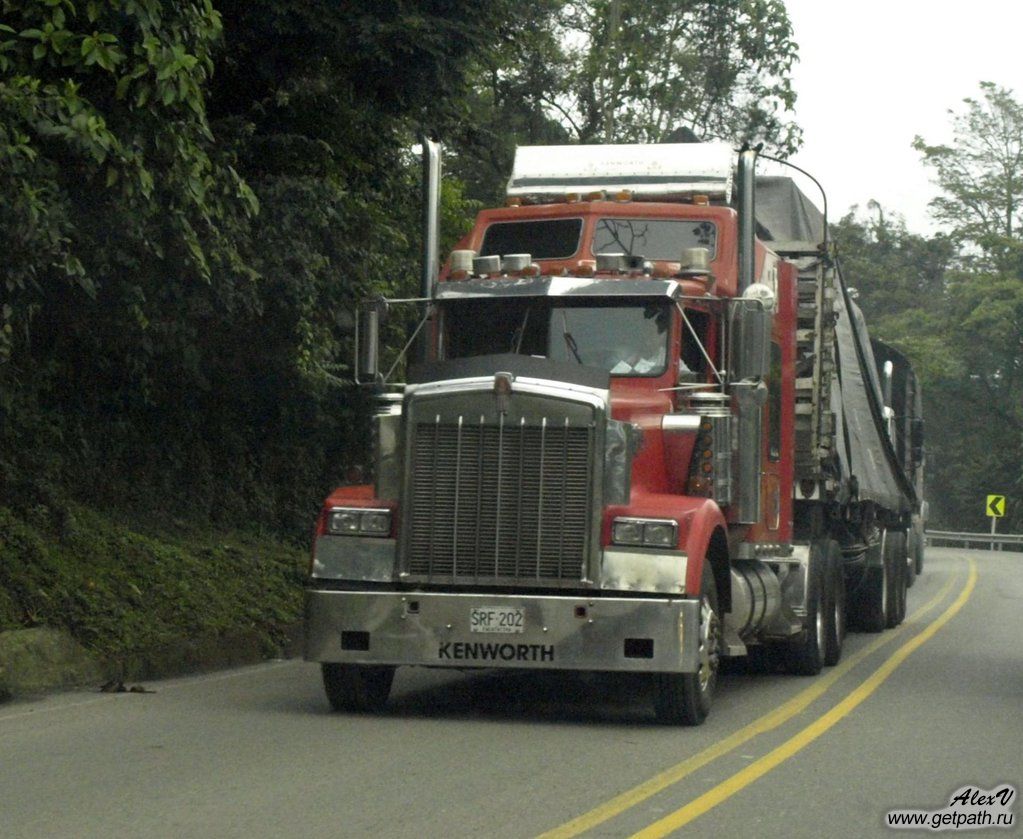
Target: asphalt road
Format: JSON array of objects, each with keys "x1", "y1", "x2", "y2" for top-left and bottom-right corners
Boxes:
[{"x1": 1, "y1": 547, "x2": 1020, "y2": 838}]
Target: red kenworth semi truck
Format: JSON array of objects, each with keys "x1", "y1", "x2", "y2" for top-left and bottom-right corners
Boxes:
[{"x1": 304, "y1": 142, "x2": 925, "y2": 724}]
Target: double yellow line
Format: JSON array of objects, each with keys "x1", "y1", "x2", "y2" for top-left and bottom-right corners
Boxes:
[{"x1": 540, "y1": 558, "x2": 977, "y2": 839}]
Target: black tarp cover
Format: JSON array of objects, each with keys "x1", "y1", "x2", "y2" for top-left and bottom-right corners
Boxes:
[
  {"x1": 755, "y1": 176, "x2": 826, "y2": 245},
  {"x1": 831, "y1": 283, "x2": 914, "y2": 512}
]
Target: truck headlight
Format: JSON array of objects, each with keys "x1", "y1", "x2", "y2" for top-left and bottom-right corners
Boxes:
[
  {"x1": 327, "y1": 507, "x2": 393, "y2": 537},
  {"x1": 611, "y1": 517, "x2": 679, "y2": 548},
  {"x1": 360, "y1": 511, "x2": 392, "y2": 535}
]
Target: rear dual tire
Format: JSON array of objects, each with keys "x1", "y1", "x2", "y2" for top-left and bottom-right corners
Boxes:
[{"x1": 855, "y1": 528, "x2": 907, "y2": 632}]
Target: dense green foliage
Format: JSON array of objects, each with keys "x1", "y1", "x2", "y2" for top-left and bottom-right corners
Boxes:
[
  {"x1": 0, "y1": 503, "x2": 305, "y2": 658},
  {"x1": 452, "y1": 0, "x2": 800, "y2": 202}
]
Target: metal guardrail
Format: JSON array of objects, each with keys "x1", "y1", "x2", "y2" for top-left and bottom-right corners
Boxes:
[{"x1": 926, "y1": 530, "x2": 1023, "y2": 551}]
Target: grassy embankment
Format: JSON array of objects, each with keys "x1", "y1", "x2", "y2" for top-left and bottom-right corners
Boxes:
[{"x1": 0, "y1": 503, "x2": 308, "y2": 676}]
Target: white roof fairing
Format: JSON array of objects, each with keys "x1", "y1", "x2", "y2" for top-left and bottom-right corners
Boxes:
[{"x1": 507, "y1": 142, "x2": 735, "y2": 204}]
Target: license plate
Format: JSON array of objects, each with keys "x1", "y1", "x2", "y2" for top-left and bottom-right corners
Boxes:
[{"x1": 469, "y1": 606, "x2": 525, "y2": 634}]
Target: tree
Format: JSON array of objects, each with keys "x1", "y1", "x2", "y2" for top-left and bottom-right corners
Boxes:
[
  {"x1": 912, "y1": 83, "x2": 1023, "y2": 530},
  {"x1": 0, "y1": 0, "x2": 261, "y2": 518},
  {"x1": 450, "y1": 0, "x2": 802, "y2": 203},
  {"x1": 445, "y1": 0, "x2": 573, "y2": 202},
  {"x1": 0, "y1": 0, "x2": 257, "y2": 358},
  {"x1": 557, "y1": 0, "x2": 800, "y2": 151},
  {"x1": 914, "y1": 83, "x2": 1023, "y2": 264}
]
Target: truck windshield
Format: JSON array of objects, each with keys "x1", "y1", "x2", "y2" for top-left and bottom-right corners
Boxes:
[
  {"x1": 480, "y1": 218, "x2": 583, "y2": 259},
  {"x1": 593, "y1": 218, "x2": 716, "y2": 260},
  {"x1": 442, "y1": 299, "x2": 670, "y2": 377}
]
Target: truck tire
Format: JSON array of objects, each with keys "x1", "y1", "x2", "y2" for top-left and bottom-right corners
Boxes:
[
  {"x1": 322, "y1": 663, "x2": 395, "y2": 713},
  {"x1": 856, "y1": 536, "x2": 888, "y2": 633},
  {"x1": 654, "y1": 562, "x2": 720, "y2": 725},
  {"x1": 783, "y1": 544, "x2": 825, "y2": 675},
  {"x1": 885, "y1": 531, "x2": 907, "y2": 628},
  {"x1": 823, "y1": 539, "x2": 845, "y2": 666}
]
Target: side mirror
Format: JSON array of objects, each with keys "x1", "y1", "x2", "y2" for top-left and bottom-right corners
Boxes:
[
  {"x1": 357, "y1": 301, "x2": 384, "y2": 384},
  {"x1": 729, "y1": 297, "x2": 771, "y2": 381}
]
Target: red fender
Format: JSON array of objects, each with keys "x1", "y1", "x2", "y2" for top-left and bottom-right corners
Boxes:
[
  {"x1": 316, "y1": 486, "x2": 394, "y2": 536},
  {"x1": 604, "y1": 494, "x2": 727, "y2": 595}
]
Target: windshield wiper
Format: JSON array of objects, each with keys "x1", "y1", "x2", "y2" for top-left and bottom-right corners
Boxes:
[
  {"x1": 511, "y1": 307, "x2": 530, "y2": 353},
  {"x1": 560, "y1": 310, "x2": 583, "y2": 364}
]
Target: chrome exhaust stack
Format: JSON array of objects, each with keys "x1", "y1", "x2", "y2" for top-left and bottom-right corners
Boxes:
[
  {"x1": 420, "y1": 137, "x2": 442, "y2": 302},
  {"x1": 736, "y1": 147, "x2": 758, "y2": 295}
]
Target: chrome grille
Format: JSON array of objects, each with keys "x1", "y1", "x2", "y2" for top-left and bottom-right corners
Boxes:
[{"x1": 406, "y1": 414, "x2": 594, "y2": 582}]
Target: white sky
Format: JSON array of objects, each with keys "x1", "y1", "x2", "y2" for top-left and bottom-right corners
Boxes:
[{"x1": 780, "y1": 0, "x2": 1023, "y2": 234}]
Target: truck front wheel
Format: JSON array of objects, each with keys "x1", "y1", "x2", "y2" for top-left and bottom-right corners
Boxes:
[
  {"x1": 322, "y1": 663, "x2": 395, "y2": 713},
  {"x1": 653, "y1": 563, "x2": 720, "y2": 725}
]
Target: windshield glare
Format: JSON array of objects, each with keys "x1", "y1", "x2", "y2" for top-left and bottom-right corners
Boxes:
[{"x1": 443, "y1": 300, "x2": 670, "y2": 377}]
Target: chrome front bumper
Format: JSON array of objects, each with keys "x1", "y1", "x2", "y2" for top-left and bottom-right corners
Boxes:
[{"x1": 304, "y1": 589, "x2": 701, "y2": 674}]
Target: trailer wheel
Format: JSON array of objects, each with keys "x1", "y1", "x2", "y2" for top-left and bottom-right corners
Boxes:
[
  {"x1": 885, "y1": 531, "x2": 907, "y2": 628},
  {"x1": 783, "y1": 545, "x2": 825, "y2": 675},
  {"x1": 654, "y1": 562, "x2": 720, "y2": 725},
  {"x1": 823, "y1": 539, "x2": 845, "y2": 666},
  {"x1": 322, "y1": 663, "x2": 395, "y2": 713},
  {"x1": 856, "y1": 535, "x2": 889, "y2": 633}
]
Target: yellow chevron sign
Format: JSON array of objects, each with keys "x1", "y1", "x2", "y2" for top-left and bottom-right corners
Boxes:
[{"x1": 987, "y1": 495, "x2": 1006, "y2": 518}]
